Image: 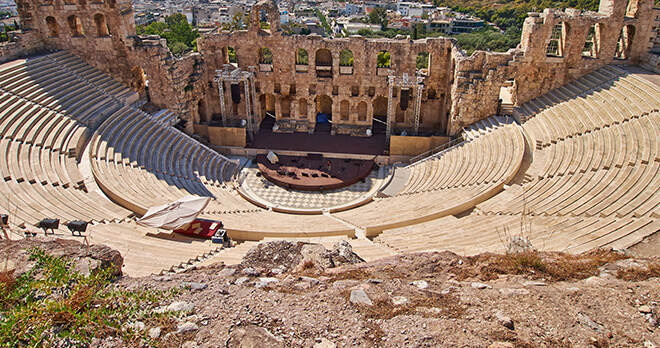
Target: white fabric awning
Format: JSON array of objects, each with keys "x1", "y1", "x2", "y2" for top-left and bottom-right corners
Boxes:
[{"x1": 136, "y1": 196, "x2": 211, "y2": 230}]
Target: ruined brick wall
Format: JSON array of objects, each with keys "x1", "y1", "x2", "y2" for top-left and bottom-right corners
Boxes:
[
  {"x1": 6, "y1": 0, "x2": 660, "y2": 139},
  {"x1": 14, "y1": 0, "x2": 137, "y2": 84},
  {"x1": 0, "y1": 29, "x2": 44, "y2": 63},
  {"x1": 198, "y1": 29, "x2": 454, "y2": 136},
  {"x1": 449, "y1": 0, "x2": 658, "y2": 134}
]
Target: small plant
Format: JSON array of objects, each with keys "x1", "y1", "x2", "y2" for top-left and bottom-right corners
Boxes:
[{"x1": 0, "y1": 247, "x2": 174, "y2": 347}]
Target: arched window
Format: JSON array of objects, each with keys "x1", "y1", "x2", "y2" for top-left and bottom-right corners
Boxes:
[
  {"x1": 296, "y1": 48, "x2": 308, "y2": 65},
  {"x1": 377, "y1": 51, "x2": 391, "y2": 68},
  {"x1": 67, "y1": 15, "x2": 84, "y2": 37},
  {"x1": 259, "y1": 47, "x2": 273, "y2": 64},
  {"x1": 315, "y1": 49, "x2": 333, "y2": 77},
  {"x1": 316, "y1": 49, "x2": 332, "y2": 67},
  {"x1": 281, "y1": 96, "x2": 291, "y2": 118},
  {"x1": 615, "y1": 25, "x2": 636, "y2": 60},
  {"x1": 45, "y1": 16, "x2": 59, "y2": 37},
  {"x1": 298, "y1": 98, "x2": 308, "y2": 119},
  {"x1": 626, "y1": 0, "x2": 640, "y2": 18},
  {"x1": 416, "y1": 51, "x2": 430, "y2": 75},
  {"x1": 340, "y1": 100, "x2": 349, "y2": 121},
  {"x1": 582, "y1": 25, "x2": 597, "y2": 57},
  {"x1": 340, "y1": 49, "x2": 353, "y2": 66},
  {"x1": 546, "y1": 22, "x2": 569, "y2": 57},
  {"x1": 94, "y1": 14, "x2": 109, "y2": 37},
  {"x1": 358, "y1": 101, "x2": 367, "y2": 122},
  {"x1": 224, "y1": 46, "x2": 238, "y2": 65},
  {"x1": 131, "y1": 66, "x2": 146, "y2": 91}
]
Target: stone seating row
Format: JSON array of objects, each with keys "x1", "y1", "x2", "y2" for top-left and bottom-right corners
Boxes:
[
  {"x1": 521, "y1": 67, "x2": 660, "y2": 147},
  {"x1": 400, "y1": 117, "x2": 521, "y2": 195},
  {"x1": 0, "y1": 51, "x2": 135, "y2": 129},
  {"x1": 333, "y1": 121, "x2": 525, "y2": 235},
  {"x1": 46, "y1": 51, "x2": 136, "y2": 104},
  {"x1": 0, "y1": 103, "x2": 131, "y2": 227},
  {"x1": 478, "y1": 70, "x2": 660, "y2": 220},
  {"x1": 89, "y1": 106, "x2": 261, "y2": 216},
  {"x1": 374, "y1": 211, "x2": 660, "y2": 256},
  {"x1": 0, "y1": 92, "x2": 89, "y2": 159},
  {"x1": 525, "y1": 112, "x2": 658, "y2": 181},
  {"x1": 87, "y1": 221, "x2": 222, "y2": 277}
]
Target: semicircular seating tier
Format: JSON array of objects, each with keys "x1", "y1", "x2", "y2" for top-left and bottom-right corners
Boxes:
[
  {"x1": 0, "y1": 52, "x2": 237, "y2": 277},
  {"x1": 373, "y1": 65, "x2": 660, "y2": 256},
  {"x1": 88, "y1": 106, "x2": 355, "y2": 240},
  {"x1": 333, "y1": 117, "x2": 526, "y2": 235},
  {"x1": 0, "y1": 52, "x2": 141, "y2": 228}
]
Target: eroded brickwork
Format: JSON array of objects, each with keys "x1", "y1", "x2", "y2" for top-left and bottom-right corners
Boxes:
[{"x1": 2, "y1": 0, "x2": 660, "y2": 138}]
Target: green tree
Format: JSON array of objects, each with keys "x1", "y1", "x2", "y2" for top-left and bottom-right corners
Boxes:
[
  {"x1": 169, "y1": 41, "x2": 190, "y2": 56},
  {"x1": 297, "y1": 48, "x2": 309, "y2": 64},
  {"x1": 377, "y1": 51, "x2": 391, "y2": 68},
  {"x1": 228, "y1": 46, "x2": 237, "y2": 63},
  {"x1": 368, "y1": 7, "x2": 387, "y2": 26},
  {"x1": 340, "y1": 49, "x2": 353, "y2": 66},
  {"x1": 416, "y1": 51, "x2": 429, "y2": 69}
]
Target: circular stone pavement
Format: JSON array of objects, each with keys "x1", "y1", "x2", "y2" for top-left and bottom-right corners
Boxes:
[{"x1": 239, "y1": 166, "x2": 387, "y2": 212}]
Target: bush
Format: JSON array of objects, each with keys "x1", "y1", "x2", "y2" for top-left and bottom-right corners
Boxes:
[{"x1": 0, "y1": 247, "x2": 175, "y2": 346}]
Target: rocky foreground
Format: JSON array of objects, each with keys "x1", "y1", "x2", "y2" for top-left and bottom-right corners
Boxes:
[{"x1": 2, "y1": 238, "x2": 660, "y2": 347}]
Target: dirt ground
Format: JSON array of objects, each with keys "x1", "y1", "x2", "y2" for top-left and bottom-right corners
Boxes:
[{"x1": 110, "y1": 242, "x2": 660, "y2": 348}]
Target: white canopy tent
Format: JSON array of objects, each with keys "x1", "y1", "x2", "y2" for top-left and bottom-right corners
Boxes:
[{"x1": 136, "y1": 196, "x2": 211, "y2": 230}]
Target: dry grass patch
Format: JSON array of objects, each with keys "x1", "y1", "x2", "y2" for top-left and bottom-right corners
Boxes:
[
  {"x1": 616, "y1": 262, "x2": 660, "y2": 281},
  {"x1": 452, "y1": 249, "x2": 628, "y2": 282}
]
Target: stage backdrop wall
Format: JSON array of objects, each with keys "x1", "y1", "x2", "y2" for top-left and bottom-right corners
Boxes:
[{"x1": 389, "y1": 135, "x2": 450, "y2": 156}]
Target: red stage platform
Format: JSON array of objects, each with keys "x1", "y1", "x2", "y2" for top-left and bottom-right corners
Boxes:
[{"x1": 256, "y1": 154, "x2": 374, "y2": 191}]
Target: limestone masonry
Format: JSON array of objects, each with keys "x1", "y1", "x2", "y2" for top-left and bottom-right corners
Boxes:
[{"x1": 3, "y1": 0, "x2": 659, "y2": 138}]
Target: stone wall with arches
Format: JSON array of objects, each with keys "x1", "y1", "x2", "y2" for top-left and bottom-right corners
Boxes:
[{"x1": 4, "y1": 0, "x2": 660, "y2": 138}]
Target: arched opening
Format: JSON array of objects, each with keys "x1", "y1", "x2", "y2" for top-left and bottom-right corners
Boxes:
[
  {"x1": 298, "y1": 98, "x2": 308, "y2": 119},
  {"x1": 546, "y1": 22, "x2": 568, "y2": 57},
  {"x1": 358, "y1": 101, "x2": 367, "y2": 122},
  {"x1": 377, "y1": 51, "x2": 391, "y2": 68},
  {"x1": 94, "y1": 13, "x2": 110, "y2": 37},
  {"x1": 107, "y1": 0, "x2": 115, "y2": 8},
  {"x1": 224, "y1": 46, "x2": 238, "y2": 66},
  {"x1": 259, "y1": 9, "x2": 271, "y2": 31},
  {"x1": 395, "y1": 103, "x2": 405, "y2": 123},
  {"x1": 296, "y1": 48, "x2": 308, "y2": 65},
  {"x1": 45, "y1": 16, "x2": 59, "y2": 37},
  {"x1": 340, "y1": 49, "x2": 354, "y2": 75},
  {"x1": 259, "y1": 47, "x2": 273, "y2": 64},
  {"x1": 615, "y1": 25, "x2": 636, "y2": 60},
  {"x1": 259, "y1": 93, "x2": 276, "y2": 121},
  {"x1": 315, "y1": 48, "x2": 332, "y2": 78},
  {"x1": 315, "y1": 95, "x2": 333, "y2": 132},
  {"x1": 582, "y1": 25, "x2": 599, "y2": 58},
  {"x1": 67, "y1": 15, "x2": 84, "y2": 37},
  {"x1": 340, "y1": 100, "x2": 349, "y2": 121},
  {"x1": 197, "y1": 99, "x2": 206, "y2": 123},
  {"x1": 340, "y1": 49, "x2": 353, "y2": 66},
  {"x1": 372, "y1": 96, "x2": 388, "y2": 134},
  {"x1": 131, "y1": 66, "x2": 147, "y2": 92},
  {"x1": 281, "y1": 96, "x2": 291, "y2": 118},
  {"x1": 416, "y1": 51, "x2": 430, "y2": 76},
  {"x1": 498, "y1": 79, "x2": 516, "y2": 116},
  {"x1": 626, "y1": 0, "x2": 640, "y2": 18}
]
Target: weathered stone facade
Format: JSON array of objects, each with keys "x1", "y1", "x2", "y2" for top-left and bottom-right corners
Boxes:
[{"x1": 2, "y1": 0, "x2": 659, "y2": 138}]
